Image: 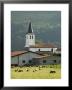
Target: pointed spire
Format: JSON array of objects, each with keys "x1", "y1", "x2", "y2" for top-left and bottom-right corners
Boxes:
[{"x1": 27, "y1": 21, "x2": 33, "y2": 33}]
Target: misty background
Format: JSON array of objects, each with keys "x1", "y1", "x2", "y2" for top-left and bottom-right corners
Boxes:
[{"x1": 11, "y1": 11, "x2": 61, "y2": 51}]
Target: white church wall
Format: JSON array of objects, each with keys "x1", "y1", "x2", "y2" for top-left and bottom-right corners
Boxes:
[
  {"x1": 25, "y1": 34, "x2": 35, "y2": 47},
  {"x1": 29, "y1": 48, "x2": 56, "y2": 52},
  {"x1": 54, "y1": 50, "x2": 61, "y2": 54},
  {"x1": 53, "y1": 48, "x2": 57, "y2": 53}
]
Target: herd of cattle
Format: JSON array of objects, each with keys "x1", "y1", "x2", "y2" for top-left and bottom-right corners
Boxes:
[{"x1": 13, "y1": 65, "x2": 56, "y2": 73}]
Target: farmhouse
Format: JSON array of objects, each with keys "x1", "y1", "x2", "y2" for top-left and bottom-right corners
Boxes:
[{"x1": 11, "y1": 51, "x2": 61, "y2": 66}]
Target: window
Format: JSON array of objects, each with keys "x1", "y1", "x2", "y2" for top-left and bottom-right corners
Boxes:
[
  {"x1": 43, "y1": 60, "x2": 46, "y2": 63},
  {"x1": 29, "y1": 60, "x2": 32, "y2": 63},
  {"x1": 30, "y1": 35, "x2": 31, "y2": 39},
  {"x1": 51, "y1": 48, "x2": 53, "y2": 52},
  {"x1": 39, "y1": 49, "x2": 40, "y2": 51},
  {"x1": 54, "y1": 60, "x2": 56, "y2": 63},
  {"x1": 22, "y1": 60, "x2": 25, "y2": 63}
]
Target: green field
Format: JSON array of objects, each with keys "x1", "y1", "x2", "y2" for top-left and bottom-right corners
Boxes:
[{"x1": 11, "y1": 64, "x2": 61, "y2": 79}]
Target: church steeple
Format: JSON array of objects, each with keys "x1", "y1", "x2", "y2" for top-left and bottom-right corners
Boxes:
[
  {"x1": 25, "y1": 22, "x2": 35, "y2": 47},
  {"x1": 27, "y1": 22, "x2": 33, "y2": 33}
]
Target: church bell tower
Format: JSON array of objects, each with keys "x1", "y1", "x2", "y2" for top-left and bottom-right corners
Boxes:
[{"x1": 25, "y1": 22, "x2": 35, "y2": 47}]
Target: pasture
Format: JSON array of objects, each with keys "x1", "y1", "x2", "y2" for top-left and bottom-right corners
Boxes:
[{"x1": 11, "y1": 64, "x2": 61, "y2": 79}]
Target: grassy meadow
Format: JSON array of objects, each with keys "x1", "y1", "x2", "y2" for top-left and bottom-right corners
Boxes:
[{"x1": 11, "y1": 64, "x2": 61, "y2": 79}]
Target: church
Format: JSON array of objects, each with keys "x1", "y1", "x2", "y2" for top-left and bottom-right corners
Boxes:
[
  {"x1": 24, "y1": 22, "x2": 58, "y2": 53},
  {"x1": 11, "y1": 22, "x2": 61, "y2": 66}
]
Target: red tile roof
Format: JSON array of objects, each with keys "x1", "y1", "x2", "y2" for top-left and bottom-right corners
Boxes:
[
  {"x1": 11, "y1": 51, "x2": 28, "y2": 57},
  {"x1": 30, "y1": 43, "x2": 57, "y2": 48},
  {"x1": 11, "y1": 51, "x2": 45, "y2": 57}
]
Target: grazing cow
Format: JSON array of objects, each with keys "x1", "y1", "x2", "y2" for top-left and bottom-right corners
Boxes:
[
  {"x1": 33, "y1": 70, "x2": 35, "y2": 72},
  {"x1": 39, "y1": 66, "x2": 42, "y2": 68},
  {"x1": 34, "y1": 69, "x2": 37, "y2": 71},
  {"x1": 18, "y1": 70, "x2": 23, "y2": 72},
  {"x1": 50, "y1": 66, "x2": 53, "y2": 68},
  {"x1": 38, "y1": 67, "x2": 41, "y2": 70},
  {"x1": 15, "y1": 69, "x2": 18, "y2": 72},
  {"x1": 26, "y1": 69, "x2": 29, "y2": 72},
  {"x1": 33, "y1": 69, "x2": 38, "y2": 72},
  {"x1": 36, "y1": 65, "x2": 38, "y2": 67},
  {"x1": 50, "y1": 71, "x2": 56, "y2": 73},
  {"x1": 39, "y1": 68, "x2": 41, "y2": 70}
]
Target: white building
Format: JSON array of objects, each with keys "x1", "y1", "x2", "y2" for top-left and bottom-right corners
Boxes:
[{"x1": 24, "y1": 22, "x2": 58, "y2": 53}]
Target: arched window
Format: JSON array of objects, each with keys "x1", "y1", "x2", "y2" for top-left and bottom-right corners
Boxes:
[
  {"x1": 30, "y1": 35, "x2": 31, "y2": 39},
  {"x1": 43, "y1": 60, "x2": 46, "y2": 63},
  {"x1": 39, "y1": 49, "x2": 40, "y2": 51},
  {"x1": 22, "y1": 60, "x2": 25, "y2": 63},
  {"x1": 54, "y1": 60, "x2": 56, "y2": 63},
  {"x1": 29, "y1": 60, "x2": 32, "y2": 63},
  {"x1": 51, "y1": 48, "x2": 53, "y2": 52}
]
